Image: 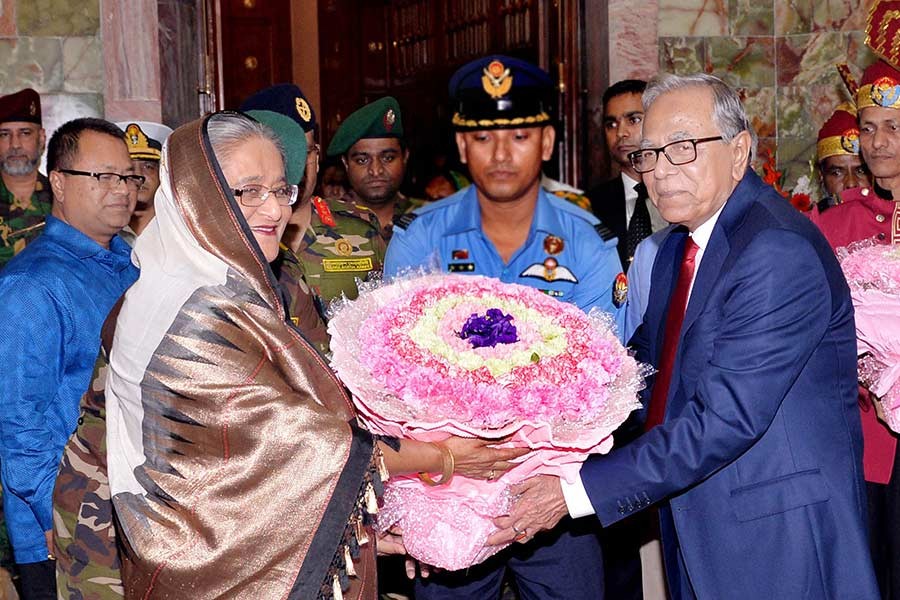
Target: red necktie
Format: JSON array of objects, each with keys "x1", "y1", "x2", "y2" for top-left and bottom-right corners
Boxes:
[{"x1": 644, "y1": 237, "x2": 700, "y2": 431}]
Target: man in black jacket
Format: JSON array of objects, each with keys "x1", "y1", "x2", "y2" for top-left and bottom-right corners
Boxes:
[{"x1": 588, "y1": 79, "x2": 668, "y2": 269}]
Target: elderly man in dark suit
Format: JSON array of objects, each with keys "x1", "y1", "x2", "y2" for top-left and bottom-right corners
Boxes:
[
  {"x1": 490, "y1": 73, "x2": 879, "y2": 599},
  {"x1": 588, "y1": 79, "x2": 668, "y2": 269}
]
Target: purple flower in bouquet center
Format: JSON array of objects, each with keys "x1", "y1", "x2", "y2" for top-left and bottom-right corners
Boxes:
[{"x1": 459, "y1": 308, "x2": 518, "y2": 348}]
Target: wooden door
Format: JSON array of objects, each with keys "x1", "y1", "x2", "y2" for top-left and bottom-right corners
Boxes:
[{"x1": 218, "y1": 0, "x2": 294, "y2": 110}]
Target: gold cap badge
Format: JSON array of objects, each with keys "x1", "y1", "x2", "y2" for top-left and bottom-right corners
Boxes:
[
  {"x1": 482, "y1": 60, "x2": 513, "y2": 99},
  {"x1": 296, "y1": 97, "x2": 312, "y2": 122}
]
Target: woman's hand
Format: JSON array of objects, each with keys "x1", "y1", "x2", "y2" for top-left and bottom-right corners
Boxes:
[{"x1": 442, "y1": 435, "x2": 529, "y2": 480}]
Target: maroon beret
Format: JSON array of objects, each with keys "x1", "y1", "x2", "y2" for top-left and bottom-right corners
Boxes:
[{"x1": 0, "y1": 89, "x2": 41, "y2": 125}]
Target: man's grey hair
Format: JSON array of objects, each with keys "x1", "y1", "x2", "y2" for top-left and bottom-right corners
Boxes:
[
  {"x1": 643, "y1": 73, "x2": 758, "y2": 162},
  {"x1": 206, "y1": 112, "x2": 286, "y2": 173}
]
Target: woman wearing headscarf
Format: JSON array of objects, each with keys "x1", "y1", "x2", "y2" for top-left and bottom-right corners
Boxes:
[
  {"x1": 103, "y1": 112, "x2": 379, "y2": 599},
  {"x1": 103, "y1": 112, "x2": 520, "y2": 599}
]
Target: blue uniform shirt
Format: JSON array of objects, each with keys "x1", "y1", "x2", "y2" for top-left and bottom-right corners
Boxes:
[
  {"x1": 0, "y1": 216, "x2": 137, "y2": 563},
  {"x1": 385, "y1": 185, "x2": 624, "y2": 334}
]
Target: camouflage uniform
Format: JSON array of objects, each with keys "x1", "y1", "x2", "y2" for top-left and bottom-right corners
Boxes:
[
  {"x1": 298, "y1": 195, "x2": 389, "y2": 304},
  {"x1": 0, "y1": 172, "x2": 52, "y2": 269},
  {"x1": 274, "y1": 244, "x2": 331, "y2": 355},
  {"x1": 52, "y1": 350, "x2": 123, "y2": 600}
]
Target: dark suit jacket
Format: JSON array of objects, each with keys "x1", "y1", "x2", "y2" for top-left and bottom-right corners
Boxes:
[
  {"x1": 588, "y1": 176, "x2": 628, "y2": 269},
  {"x1": 582, "y1": 171, "x2": 878, "y2": 599}
]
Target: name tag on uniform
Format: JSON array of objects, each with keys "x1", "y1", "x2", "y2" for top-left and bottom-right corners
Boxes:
[{"x1": 322, "y1": 257, "x2": 374, "y2": 272}]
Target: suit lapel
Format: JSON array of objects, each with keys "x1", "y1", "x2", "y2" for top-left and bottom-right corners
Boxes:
[{"x1": 680, "y1": 170, "x2": 759, "y2": 339}]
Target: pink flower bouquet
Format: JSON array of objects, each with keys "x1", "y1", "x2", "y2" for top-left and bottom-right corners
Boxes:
[
  {"x1": 839, "y1": 240, "x2": 900, "y2": 433},
  {"x1": 327, "y1": 273, "x2": 645, "y2": 570}
]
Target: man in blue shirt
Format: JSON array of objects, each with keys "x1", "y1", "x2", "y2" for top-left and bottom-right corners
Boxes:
[
  {"x1": 385, "y1": 55, "x2": 624, "y2": 600},
  {"x1": 0, "y1": 118, "x2": 139, "y2": 599}
]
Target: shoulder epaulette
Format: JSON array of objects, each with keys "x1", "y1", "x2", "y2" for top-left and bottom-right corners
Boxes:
[
  {"x1": 594, "y1": 222, "x2": 616, "y2": 242},
  {"x1": 393, "y1": 213, "x2": 419, "y2": 230}
]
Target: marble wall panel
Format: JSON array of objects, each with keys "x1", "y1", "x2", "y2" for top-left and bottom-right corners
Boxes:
[
  {"x1": 811, "y1": 0, "x2": 868, "y2": 32},
  {"x1": 706, "y1": 36, "x2": 775, "y2": 87},
  {"x1": 62, "y1": 37, "x2": 103, "y2": 94},
  {"x1": 741, "y1": 86, "x2": 776, "y2": 138},
  {"x1": 18, "y1": 0, "x2": 99, "y2": 36},
  {"x1": 0, "y1": 0, "x2": 16, "y2": 37},
  {"x1": 658, "y1": 36, "x2": 706, "y2": 74},
  {"x1": 0, "y1": 38, "x2": 63, "y2": 93},
  {"x1": 658, "y1": 0, "x2": 729, "y2": 37},
  {"x1": 729, "y1": 0, "x2": 773, "y2": 36},
  {"x1": 775, "y1": 0, "x2": 814, "y2": 36},
  {"x1": 609, "y1": 0, "x2": 660, "y2": 81}
]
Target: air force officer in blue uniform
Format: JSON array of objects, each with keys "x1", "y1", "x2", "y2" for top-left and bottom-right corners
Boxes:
[
  {"x1": 490, "y1": 73, "x2": 880, "y2": 599},
  {"x1": 385, "y1": 55, "x2": 625, "y2": 600}
]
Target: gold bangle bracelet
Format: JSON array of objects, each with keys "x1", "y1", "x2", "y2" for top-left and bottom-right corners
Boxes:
[{"x1": 417, "y1": 442, "x2": 455, "y2": 486}]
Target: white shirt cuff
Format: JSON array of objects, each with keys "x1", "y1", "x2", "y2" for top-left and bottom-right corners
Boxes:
[{"x1": 560, "y1": 471, "x2": 596, "y2": 519}]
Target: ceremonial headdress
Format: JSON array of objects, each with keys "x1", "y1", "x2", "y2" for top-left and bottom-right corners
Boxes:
[{"x1": 817, "y1": 103, "x2": 860, "y2": 161}]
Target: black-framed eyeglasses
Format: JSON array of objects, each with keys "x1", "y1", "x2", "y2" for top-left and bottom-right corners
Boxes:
[
  {"x1": 628, "y1": 136, "x2": 725, "y2": 174},
  {"x1": 58, "y1": 168, "x2": 146, "y2": 190},
  {"x1": 232, "y1": 184, "x2": 299, "y2": 207}
]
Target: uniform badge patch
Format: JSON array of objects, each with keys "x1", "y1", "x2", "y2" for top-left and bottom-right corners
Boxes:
[
  {"x1": 540, "y1": 289, "x2": 564, "y2": 298},
  {"x1": 448, "y1": 262, "x2": 475, "y2": 272},
  {"x1": 452, "y1": 249, "x2": 470, "y2": 260},
  {"x1": 312, "y1": 196, "x2": 337, "y2": 227},
  {"x1": 520, "y1": 261, "x2": 578, "y2": 283},
  {"x1": 613, "y1": 272, "x2": 628, "y2": 307},
  {"x1": 322, "y1": 257, "x2": 374, "y2": 272},
  {"x1": 543, "y1": 234, "x2": 564, "y2": 255},
  {"x1": 335, "y1": 239, "x2": 354, "y2": 256},
  {"x1": 295, "y1": 97, "x2": 312, "y2": 122},
  {"x1": 481, "y1": 60, "x2": 513, "y2": 99}
]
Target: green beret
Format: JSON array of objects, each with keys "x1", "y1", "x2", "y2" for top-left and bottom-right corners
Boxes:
[
  {"x1": 326, "y1": 96, "x2": 403, "y2": 156},
  {"x1": 245, "y1": 109, "x2": 308, "y2": 186}
]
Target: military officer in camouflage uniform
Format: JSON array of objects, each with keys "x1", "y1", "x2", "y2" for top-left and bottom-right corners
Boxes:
[
  {"x1": 300, "y1": 97, "x2": 422, "y2": 303},
  {"x1": 0, "y1": 88, "x2": 51, "y2": 269},
  {"x1": 240, "y1": 84, "x2": 331, "y2": 353},
  {"x1": 53, "y1": 330, "x2": 121, "y2": 600}
]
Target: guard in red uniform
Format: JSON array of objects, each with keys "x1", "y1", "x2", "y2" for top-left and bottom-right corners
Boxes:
[
  {"x1": 814, "y1": 102, "x2": 871, "y2": 211},
  {"x1": 815, "y1": 46, "x2": 900, "y2": 597}
]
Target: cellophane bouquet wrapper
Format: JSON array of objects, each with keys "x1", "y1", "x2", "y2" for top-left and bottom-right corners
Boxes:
[
  {"x1": 839, "y1": 240, "x2": 900, "y2": 433},
  {"x1": 328, "y1": 273, "x2": 646, "y2": 570}
]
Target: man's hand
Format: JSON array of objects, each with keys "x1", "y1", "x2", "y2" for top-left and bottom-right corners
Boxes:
[
  {"x1": 376, "y1": 527, "x2": 406, "y2": 556},
  {"x1": 487, "y1": 474, "x2": 568, "y2": 546}
]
